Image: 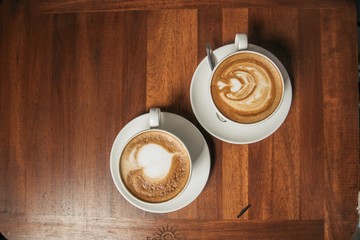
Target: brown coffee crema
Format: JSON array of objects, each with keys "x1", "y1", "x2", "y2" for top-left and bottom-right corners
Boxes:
[
  {"x1": 120, "y1": 130, "x2": 191, "y2": 203},
  {"x1": 211, "y1": 52, "x2": 283, "y2": 124}
]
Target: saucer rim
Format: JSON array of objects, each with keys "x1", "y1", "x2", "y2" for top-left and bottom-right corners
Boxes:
[
  {"x1": 190, "y1": 43, "x2": 293, "y2": 144},
  {"x1": 109, "y1": 112, "x2": 211, "y2": 213}
]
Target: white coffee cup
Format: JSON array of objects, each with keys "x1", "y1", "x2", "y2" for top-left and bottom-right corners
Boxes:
[
  {"x1": 118, "y1": 108, "x2": 192, "y2": 204},
  {"x1": 209, "y1": 33, "x2": 285, "y2": 125}
]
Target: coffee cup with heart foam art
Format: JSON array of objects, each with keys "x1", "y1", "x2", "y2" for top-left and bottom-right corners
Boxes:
[
  {"x1": 209, "y1": 33, "x2": 285, "y2": 125},
  {"x1": 119, "y1": 108, "x2": 192, "y2": 204}
]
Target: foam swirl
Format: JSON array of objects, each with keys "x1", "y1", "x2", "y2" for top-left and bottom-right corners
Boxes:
[
  {"x1": 120, "y1": 131, "x2": 191, "y2": 203},
  {"x1": 211, "y1": 52, "x2": 283, "y2": 123}
]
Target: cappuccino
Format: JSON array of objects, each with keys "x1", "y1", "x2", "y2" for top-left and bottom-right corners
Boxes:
[
  {"x1": 119, "y1": 130, "x2": 191, "y2": 203},
  {"x1": 211, "y1": 51, "x2": 283, "y2": 124}
]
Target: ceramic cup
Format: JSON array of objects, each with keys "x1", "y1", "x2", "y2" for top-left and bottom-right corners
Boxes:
[
  {"x1": 118, "y1": 108, "x2": 192, "y2": 205},
  {"x1": 209, "y1": 33, "x2": 285, "y2": 125}
]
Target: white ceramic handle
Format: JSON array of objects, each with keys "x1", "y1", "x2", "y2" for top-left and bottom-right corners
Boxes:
[
  {"x1": 149, "y1": 108, "x2": 160, "y2": 129},
  {"x1": 234, "y1": 33, "x2": 248, "y2": 51}
]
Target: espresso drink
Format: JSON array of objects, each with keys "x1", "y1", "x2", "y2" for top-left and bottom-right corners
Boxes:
[
  {"x1": 211, "y1": 52, "x2": 283, "y2": 124},
  {"x1": 120, "y1": 130, "x2": 191, "y2": 203}
]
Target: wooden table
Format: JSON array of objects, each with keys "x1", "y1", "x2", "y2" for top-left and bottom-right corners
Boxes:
[{"x1": 0, "y1": 0, "x2": 358, "y2": 239}]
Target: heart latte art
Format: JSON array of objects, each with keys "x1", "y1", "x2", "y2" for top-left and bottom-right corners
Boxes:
[
  {"x1": 120, "y1": 130, "x2": 191, "y2": 203},
  {"x1": 211, "y1": 52, "x2": 283, "y2": 123}
]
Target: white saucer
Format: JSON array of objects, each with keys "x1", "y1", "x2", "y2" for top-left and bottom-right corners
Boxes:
[
  {"x1": 190, "y1": 44, "x2": 293, "y2": 144},
  {"x1": 110, "y1": 112, "x2": 210, "y2": 213}
]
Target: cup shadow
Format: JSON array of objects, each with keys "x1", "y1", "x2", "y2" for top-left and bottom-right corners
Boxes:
[
  {"x1": 248, "y1": 24, "x2": 295, "y2": 92},
  {"x1": 176, "y1": 111, "x2": 216, "y2": 175},
  {"x1": 157, "y1": 98, "x2": 216, "y2": 175}
]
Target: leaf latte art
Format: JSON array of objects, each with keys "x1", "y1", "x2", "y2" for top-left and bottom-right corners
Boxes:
[{"x1": 211, "y1": 52, "x2": 283, "y2": 124}]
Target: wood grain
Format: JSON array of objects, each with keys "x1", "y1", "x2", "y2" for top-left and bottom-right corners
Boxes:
[
  {"x1": 0, "y1": 0, "x2": 29, "y2": 217},
  {"x1": 146, "y1": 10, "x2": 197, "y2": 116},
  {"x1": 297, "y1": 9, "x2": 324, "y2": 220},
  {"x1": 221, "y1": 144, "x2": 249, "y2": 219},
  {"x1": 32, "y1": 0, "x2": 355, "y2": 14},
  {"x1": 196, "y1": 8, "x2": 223, "y2": 220},
  {"x1": 0, "y1": 0, "x2": 358, "y2": 239},
  {"x1": 247, "y1": 8, "x2": 301, "y2": 220},
  {"x1": 320, "y1": 8, "x2": 358, "y2": 240},
  {"x1": 1, "y1": 216, "x2": 324, "y2": 240},
  {"x1": 221, "y1": 9, "x2": 249, "y2": 220},
  {"x1": 50, "y1": 11, "x2": 148, "y2": 219}
]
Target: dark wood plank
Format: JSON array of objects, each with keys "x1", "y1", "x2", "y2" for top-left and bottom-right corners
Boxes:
[
  {"x1": 33, "y1": 0, "x2": 354, "y2": 14},
  {"x1": 70, "y1": 13, "x2": 146, "y2": 217},
  {"x1": 0, "y1": 2, "x2": 149, "y2": 219},
  {"x1": 247, "y1": 8, "x2": 301, "y2": 220},
  {"x1": 267, "y1": 8, "x2": 302, "y2": 221},
  {"x1": 111, "y1": 11, "x2": 148, "y2": 217},
  {"x1": 197, "y1": 8, "x2": 223, "y2": 220},
  {"x1": 297, "y1": 9, "x2": 325, "y2": 220},
  {"x1": 23, "y1": 10, "x2": 54, "y2": 217},
  {"x1": 0, "y1": 216, "x2": 324, "y2": 240},
  {"x1": 49, "y1": 11, "x2": 148, "y2": 219},
  {"x1": 320, "y1": 8, "x2": 359, "y2": 240},
  {"x1": 0, "y1": 0, "x2": 30, "y2": 217}
]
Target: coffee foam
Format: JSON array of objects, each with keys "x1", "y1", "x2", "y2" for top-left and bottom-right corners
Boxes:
[
  {"x1": 137, "y1": 144, "x2": 173, "y2": 179},
  {"x1": 211, "y1": 52, "x2": 283, "y2": 124},
  {"x1": 120, "y1": 130, "x2": 191, "y2": 203}
]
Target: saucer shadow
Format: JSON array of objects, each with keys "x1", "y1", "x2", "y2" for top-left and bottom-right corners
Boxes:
[
  {"x1": 179, "y1": 109, "x2": 216, "y2": 175},
  {"x1": 157, "y1": 101, "x2": 216, "y2": 174},
  {"x1": 249, "y1": 23, "x2": 295, "y2": 92}
]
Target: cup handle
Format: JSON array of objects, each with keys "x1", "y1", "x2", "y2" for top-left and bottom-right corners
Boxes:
[
  {"x1": 234, "y1": 33, "x2": 248, "y2": 51},
  {"x1": 149, "y1": 108, "x2": 160, "y2": 129}
]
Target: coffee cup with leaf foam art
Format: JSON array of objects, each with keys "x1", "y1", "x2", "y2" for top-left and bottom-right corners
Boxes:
[
  {"x1": 119, "y1": 108, "x2": 192, "y2": 204},
  {"x1": 209, "y1": 33, "x2": 285, "y2": 125}
]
